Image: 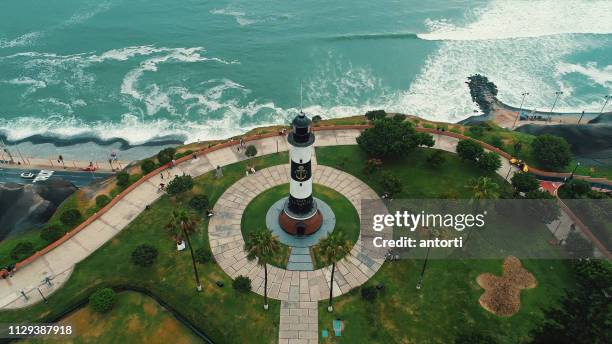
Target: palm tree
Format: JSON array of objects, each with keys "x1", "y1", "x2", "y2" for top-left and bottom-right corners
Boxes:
[
  {"x1": 167, "y1": 208, "x2": 202, "y2": 291},
  {"x1": 244, "y1": 229, "x2": 280, "y2": 310},
  {"x1": 319, "y1": 231, "x2": 352, "y2": 312},
  {"x1": 464, "y1": 177, "x2": 500, "y2": 247}
]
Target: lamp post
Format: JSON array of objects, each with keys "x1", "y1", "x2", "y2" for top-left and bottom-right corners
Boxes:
[
  {"x1": 577, "y1": 110, "x2": 585, "y2": 124},
  {"x1": 569, "y1": 162, "x2": 581, "y2": 180},
  {"x1": 416, "y1": 231, "x2": 433, "y2": 290},
  {"x1": 549, "y1": 91, "x2": 563, "y2": 123},
  {"x1": 599, "y1": 95, "x2": 610, "y2": 115},
  {"x1": 512, "y1": 92, "x2": 529, "y2": 128},
  {"x1": 183, "y1": 227, "x2": 202, "y2": 291}
]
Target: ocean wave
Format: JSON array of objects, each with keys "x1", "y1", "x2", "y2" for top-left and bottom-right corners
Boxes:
[
  {"x1": 556, "y1": 62, "x2": 612, "y2": 88},
  {"x1": 0, "y1": 32, "x2": 42, "y2": 49},
  {"x1": 327, "y1": 32, "x2": 419, "y2": 41},
  {"x1": 417, "y1": 0, "x2": 612, "y2": 41},
  {"x1": 210, "y1": 6, "x2": 291, "y2": 26}
]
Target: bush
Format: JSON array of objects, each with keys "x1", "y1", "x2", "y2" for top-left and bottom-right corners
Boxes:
[
  {"x1": 189, "y1": 194, "x2": 209, "y2": 210},
  {"x1": 531, "y1": 134, "x2": 572, "y2": 170},
  {"x1": 426, "y1": 150, "x2": 446, "y2": 168},
  {"x1": 40, "y1": 224, "x2": 66, "y2": 243},
  {"x1": 468, "y1": 126, "x2": 484, "y2": 137},
  {"x1": 365, "y1": 109, "x2": 386, "y2": 121},
  {"x1": 456, "y1": 139, "x2": 484, "y2": 162},
  {"x1": 489, "y1": 136, "x2": 504, "y2": 149},
  {"x1": 10, "y1": 242, "x2": 35, "y2": 261},
  {"x1": 166, "y1": 174, "x2": 194, "y2": 195},
  {"x1": 89, "y1": 288, "x2": 116, "y2": 313},
  {"x1": 195, "y1": 248, "x2": 212, "y2": 264},
  {"x1": 380, "y1": 171, "x2": 402, "y2": 195},
  {"x1": 357, "y1": 118, "x2": 431, "y2": 159},
  {"x1": 562, "y1": 179, "x2": 591, "y2": 198},
  {"x1": 476, "y1": 151, "x2": 501, "y2": 173},
  {"x1": 95, "y1": 194, "x2": 111, "y2": 209},
  {"x1": 116, "y1": 171, "x2": 130, "y2": 188},
  {"x1": 511, "y1": 172, "x2": 540, "y2": 193},
  {"x1": 361, "y1": 285, "x2": 378, "y2": 301},
  {"x1": 245, "y1": 145, "x2": 257, "y2": 158},
  {"x1": 60, "y1": 209, "x2": 83, "y2": 228},
  {"x1": 233, "y1": 275, "x2": 252, "y2": 292},
  {"x1": 131, "y1": 244, "x2": 159, "y2": 267},
  {"x1": 141, "y1": 159, "x2": 157, "y2": 174},
  {"x1": 157, "y1": 147, "x2": 176, "y2": 165}
]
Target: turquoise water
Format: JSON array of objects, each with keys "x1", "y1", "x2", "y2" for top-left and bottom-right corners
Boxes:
[{"x1": 1, "y1": 0, "x2": 611, "y2": 147}]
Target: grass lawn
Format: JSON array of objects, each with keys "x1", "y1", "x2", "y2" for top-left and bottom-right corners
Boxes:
[
  {"x1": 22, "y1": 291, "x2": 201, "y2": 344},
  {"x1": 241, "y1": 183, "x2": 360, "y2": 269},
  {"x1": 0, "y1": 152, "x2": 289, "y2": 344},
  {"x1": 316, "y1": 144, "x2": 574, "y2": 343}
]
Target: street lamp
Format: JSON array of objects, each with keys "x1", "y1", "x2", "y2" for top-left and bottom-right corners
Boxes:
[
  {"x1": 549, "y1": 91, "x2": 563, "y2": 123},
  {"x1": 512, "y1": 92, "x2": 529, "y2": 128},
  {"x1": 183, "y1": 226, "x2": 202, "y2": 291},
  {"x1": 569, "y1": 162, "x2": 581, "y2": 180},
  {"x1": 599, "y1": 95, "x2": 610, "y2": 115},
  {"x1": 416, "y1": 231, "x2": 433, "y2": 290},
  {"x1": 578, "y1": 110, "x2": 585, "y2": 124}
]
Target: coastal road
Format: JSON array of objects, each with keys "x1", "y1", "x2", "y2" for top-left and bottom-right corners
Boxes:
[{"x1": 0, "y1": 168, "x2": 113, "y2": 187}]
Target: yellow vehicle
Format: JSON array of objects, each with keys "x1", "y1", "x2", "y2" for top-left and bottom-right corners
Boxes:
[{"x1": 510, "y1": 157, "x2": 529, "y2": 172}]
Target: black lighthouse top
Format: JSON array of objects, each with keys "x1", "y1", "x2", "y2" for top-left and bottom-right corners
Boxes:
[{"x1": 288, "y1": 112, "x2": 315, "y2": 147}]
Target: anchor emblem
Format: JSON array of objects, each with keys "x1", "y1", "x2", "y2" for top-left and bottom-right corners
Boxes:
[{"x1": 295, "y1": 165, "x2": 308, "y2": 181}]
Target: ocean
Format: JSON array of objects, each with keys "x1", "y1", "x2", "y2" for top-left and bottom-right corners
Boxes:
[{"x1": 1, "y1": 0, "x2": 611, "y2": 157}]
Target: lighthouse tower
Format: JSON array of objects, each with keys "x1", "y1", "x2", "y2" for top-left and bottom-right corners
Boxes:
[{"x1": 279, "y1": 112, "x2": 323, "y2": 236}]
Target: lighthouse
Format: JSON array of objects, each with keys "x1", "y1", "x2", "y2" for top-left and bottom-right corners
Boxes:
[{"x1": 279, "y1": 112, "x2": 323, "y2": 236}]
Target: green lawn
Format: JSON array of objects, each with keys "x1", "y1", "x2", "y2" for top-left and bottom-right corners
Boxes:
[
  {"x1": 22, "y1": 292, "x2": 201, "y2": 344},
  {"x1": 241, "y1": 183, "x2": 360, "y2": 269},
  {"x1": 0, "y1": 152, "x2": 289, "y2": 344},
  {"x1": 316, "y1": 145, "x2": 574, "y2": 343}
]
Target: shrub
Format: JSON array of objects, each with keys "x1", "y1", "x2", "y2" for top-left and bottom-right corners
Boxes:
[
  {"x1": 380, "y1": 171, "x2": 402, "y2": 195},
  {"x1": 245, "y1": 145, "x2": 257, "y2": 158},
  {"x1": 357, "y1": 118, "x2": 431, "y2": 159},
  {"x1": 10, "y1": 242, "x2": 35, "y2": 261},
  {"x1": 166, "y1": 174, "x2": 194, "y2": 195},
  {"x1": 531, "y1": 134, "x2": 572, "y2": 170},
  {"x1": 476, "y1": 151, "x2": 501, "y2": 173},
  {"x1": 116, "y1": 171, "x2": 130, "y2": 188},
  {"x1": 157, "y1": 147, "x2": 176, "y2": 165},
  {"x1": 89, "y1": 288, "x2": 116, "y2": 313},
  {"x1": 361, "y1": 285, "x2": 378, "y2": 301},
  {"x1": 95, "y1": 194, "x2": 111, "y2": 209},
  {"x1": 141, "y1": 159, "x2": 157, "y2": 174},
  {"x1": 40, "y1": 224, "x2": 66, "y2": 243},
  {"x1": 456, "y1": 139, "x2": 484, "y2": 162},
  {"x1": 365, "y1": 109, "x2": 386, "y2": 121},
  {"x1": 195, "y1": 248, "x2": 212, "y2": 264},
  {"x1": 60, "y1": 209, "x2": 83, "y2": 228},
  {"x1": 426, "y1": 150, "x2": 446, "y2": 168},
  {"x1": 189, "y1": 194, "x2": 209, "y2": 210},
  {"x1": 489, "y1": 136, "x2": 504, "y2": 149},
  {"x1": 131, "y1": 244, "x2": 159, "y2": 267},
  {"x1": 511, "y1": 172, "x2": 540, "y2": 193},
  {"x1": 468, "y1": 126, "x2": 484, "y2": 137},
  {"x1": 416, "y1": 132, "x2": 435, "y2": 147},
  {"x1": 393, "y1": 114, "x2": 405, "y2": 121},
  {"x1": 562, "y1": 179, "x2": 591, "y2": 198},
  {"x1": 233, "y1": 275, "x2": 252, "y2": 292}
]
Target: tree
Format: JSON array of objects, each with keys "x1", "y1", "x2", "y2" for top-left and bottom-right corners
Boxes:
[
  {"x1": 511, "y1": 172, "x2": 540, "y2": 193},
  {"x1": 60, "y1": 209, "x2": 83, "y2": 228},
  {"x1": 95, "y1": 194, "x2": 110, "y2": 208},
  {"x1": 476, "y1": 151, "x2": 501, "y2": 173},
  {"x1": 562, "y1": 179, "x2": 591, "y2": 198},
  {"x1": 564, "y1": 232, "x2": 593, "y2": 259},
  {"x1": 456, "y1": 139, "x2": 484, "y2": 162},
  {"x1": 116, "y1": 171, "x2": 130, "y2": 188},
  {"x1": 167, "y1": 209, "x2": 202, "y2": 290},
  {"x1": 356, "y1": 118, "x2": 431, "y2": 159},
  {"x1": 529, "y1": 260, "x2": 611, "y2": 344},
  {"x1": 141, "y1": 159, "x2": 157, "y2": 174},
  {"x1": 531, "y1": 134, "x2": 572, "y2": 171},
  {"x1": 233, "y1": 276, "x2": 252, "y2": 292},
  {"x1": 380, "y1": 171, "x2": 402, "y2": 195},
  {"x1": 365, "y1": 109, "x2": 386, "y2": 121},
  {"x1": 312, "y1": 115, "x2": 322, "y2": 123},
  {"x1": 89, "y1": 288, "x2": 116, "y2": 313},
  {"x1": 426, "y1": 150, "x2": 446, "y2": 168},
  {"x1": 40, "y1": 224, "x2": 66, "y2": 243},
  {"x1": 244, "y1": 229, "x2": 281, "y2": 310},
  {"x1": 319, "y1": 231, "x2": 352, "y2": 312},
  {"x1": 524, "y1": 190, "x2": 560, "y2": 224},
  {"x1": 166, "y1": 174, "x2": 194, "y2": 195},
  {"x1": 131, "y1": 244, "x2": 159, "y2": 267},
  {"x1": 469, "y1": 126, "x2": 484, "y2": 137},
  {"x1": 245, "y1": 145, "x2": 257, "y2": 158},
  {"x1": 513, "y1": 141, "x2": 522, "y2": 155},
  {"x1": 489, "y1": 136, "x2": 503, "y2": 149},
  {"x1": 415, "y1": 132, "x2": 435, "y2": 147},
  {"x1": 467, "y1": 177, "x2": 500, "y2": 201},
  {"x1": 189, "y1": 194, "x2": 209, "y2": 210},
  {"x1": 157, "y1": 147, "x2": 176, "y2": 165},
  {"x1": 10, "y1": 242, "x2": 34, "y2": 261}
]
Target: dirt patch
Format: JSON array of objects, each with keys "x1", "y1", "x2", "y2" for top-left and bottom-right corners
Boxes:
[
  {"x1": 143, "y1": 301, "x2": 158, "y2": 316},
  {"x1": 476, "y1": 256, "x2": 537, "y2": 316},
  {"x1": 127, "y1": 314, "x2": 143, "y2": 333},
  {"x1": 148, "y1": 317, "x2": 195, "y2": 344}
]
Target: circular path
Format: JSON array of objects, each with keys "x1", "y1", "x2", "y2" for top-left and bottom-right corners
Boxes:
[{"x1": 208, "y1": 163, "x2": 384, "y2": 302}]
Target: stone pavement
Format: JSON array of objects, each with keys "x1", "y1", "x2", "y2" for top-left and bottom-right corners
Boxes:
[{"x1": 279, "y1": 300, "x2": 318, "y2": 344}]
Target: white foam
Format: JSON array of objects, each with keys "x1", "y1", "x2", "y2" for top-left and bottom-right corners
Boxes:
[
  {"x1": 556, "y1": 62, "x2": 612, "y2": 88},
  {"x1": 418, "y1": 0, "x2": 612, "y2": 41},
  {"x1": 0, "y1": 32, "x2": 42, "y2": 49}
]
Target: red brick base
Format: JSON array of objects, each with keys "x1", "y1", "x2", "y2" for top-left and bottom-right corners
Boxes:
[{"x1": 279, "y1": 210, "x2": 323, "y2": 236}]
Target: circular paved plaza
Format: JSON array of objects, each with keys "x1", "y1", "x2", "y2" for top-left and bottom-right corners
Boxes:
[{"x1": 208, "y1": 163, "x2": 385, "y2": 302}]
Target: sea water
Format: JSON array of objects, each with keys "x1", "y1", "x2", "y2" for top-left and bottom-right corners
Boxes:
[{"x1": 0, "y1": 0, "x2": 610, "y2": 153}]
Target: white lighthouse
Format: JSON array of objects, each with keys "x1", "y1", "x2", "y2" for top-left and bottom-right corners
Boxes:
[{"x1": 279, "y1": 112, "x2": 322, "y2": 235}]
